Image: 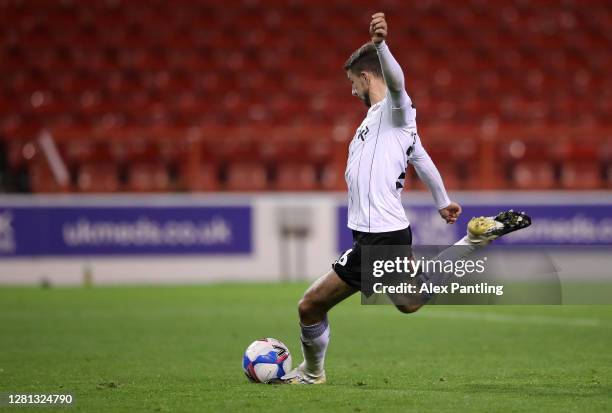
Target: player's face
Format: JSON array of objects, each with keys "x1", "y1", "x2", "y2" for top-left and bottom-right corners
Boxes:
[{"x1": 347, "y1": 70, "x2": 371, "y2": 107}]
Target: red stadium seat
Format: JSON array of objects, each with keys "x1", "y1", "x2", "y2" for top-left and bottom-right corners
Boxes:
[
  {"x1": 513, "y1": 162, "x2": 556, "y2": 190},
  {"x1": 226, "y1": 163, "x2": 268, "y2": 191},
  {"x1": 258, "y1": 138, "x2": 306, "y2": 163},
  {"x1": 127, "y1": 163, "x2": 170, "y2": 192},
  {"x1": 77, "y1": 163, "x2": 120, "y2": 193},
  {"x1": 63, "y1": 140, "x2": 111, "y2": 165},
  {"x1": 180, "y1": 163, "x2": 220, "y2": 192},
  {"x1": 560, "y1": 162, "x2": 602, "y2": 190},
  {"x1": 275, "y1": 163, "x2": 318, "y2": 191},
  {"x1": 321, "y1": 164, "x2": 346, "y2": 191}
]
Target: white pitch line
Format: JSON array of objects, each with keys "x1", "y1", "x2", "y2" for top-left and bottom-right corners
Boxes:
[{"x1": 418, "y1": 310, "x2": 610, "y2": 328}]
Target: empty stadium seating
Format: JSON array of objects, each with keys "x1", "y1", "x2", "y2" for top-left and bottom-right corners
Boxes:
[{"x1": 1, "y1": 0, "x2": 611, "y2": 191}]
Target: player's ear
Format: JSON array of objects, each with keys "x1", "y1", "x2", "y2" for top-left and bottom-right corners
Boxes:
[{"x1": 360, "y1": 71, "x2": 370, "y2": 85}]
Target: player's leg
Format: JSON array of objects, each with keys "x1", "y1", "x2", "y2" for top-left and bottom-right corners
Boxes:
[
  {"x1": 392, "y1": 235, "x2": 481, "y2": 314},
  {"x1": 394, "y1": 210, "x2": 532, "y2": 313},
  {"x1": 282, "y1": 269, "x2": 357, "y2": 384},
  {"x1": 298, "y1": 268, "x2": 358, "y2": 325}
]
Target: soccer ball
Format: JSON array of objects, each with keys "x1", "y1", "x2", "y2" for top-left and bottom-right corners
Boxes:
[{"x1": 242, "y1": 338, "x2": 292, "y2": 383}]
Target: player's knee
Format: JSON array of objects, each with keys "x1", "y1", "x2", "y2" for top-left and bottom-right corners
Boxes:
[
  {"x1": 298, "y1": 296, "x2": 325, "y2": 324},
  {"x1": 396, "y1": 303, "x2": 422, "y2": 314},
  {"x1": 298, "y1": 296, "x2": 316, "y2": 319}
]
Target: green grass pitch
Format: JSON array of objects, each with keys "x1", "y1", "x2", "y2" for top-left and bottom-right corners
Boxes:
[{"x1": 1, "y1": 283, "x2": 611, "y2": 412}]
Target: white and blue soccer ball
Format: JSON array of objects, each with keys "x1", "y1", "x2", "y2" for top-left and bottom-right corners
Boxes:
[{"x1": 242, "y1": 338, "x2": 292, "y2": 383}]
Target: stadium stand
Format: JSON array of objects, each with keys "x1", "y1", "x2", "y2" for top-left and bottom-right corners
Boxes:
[{"x1": 0, "y1": 0, "x2": 611, "y2": 191}]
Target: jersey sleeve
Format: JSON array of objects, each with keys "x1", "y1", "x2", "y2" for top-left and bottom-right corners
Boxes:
[
  {"x1": 407, "y1": 135, "x2": 451, "y2": 210},
  {"x1": 375, "y1": 41, "x2": 413, "y2": 127}
]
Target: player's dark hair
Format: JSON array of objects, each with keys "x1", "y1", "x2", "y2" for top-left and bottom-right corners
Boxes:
[{"x1": 343, "y1": 42, "x2": 383, "y2": 78}]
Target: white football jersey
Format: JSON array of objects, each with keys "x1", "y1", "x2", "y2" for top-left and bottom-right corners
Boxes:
[
  {"x1": 344, "y1": 41, "x2": 450, "y2": 234},
  {"x1": 345, "y1": 94, "x2": 420, "y2": 233}
]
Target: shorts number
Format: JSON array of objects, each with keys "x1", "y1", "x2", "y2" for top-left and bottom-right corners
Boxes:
[{"x1": 336, "y1": 248, "x2": 353, "y2": 266}]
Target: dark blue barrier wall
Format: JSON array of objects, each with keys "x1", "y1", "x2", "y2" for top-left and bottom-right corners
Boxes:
[
  {"x1": 337, "y1": 203, "x2": 612, "y2": 252},
  {"x1": 0, "y1": 205, "x2": 252, "y2": 257}
]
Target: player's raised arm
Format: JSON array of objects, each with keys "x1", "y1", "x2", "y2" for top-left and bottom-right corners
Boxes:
[{"x1": 370, "y1": 12, "x2": 412, "y2": 120}]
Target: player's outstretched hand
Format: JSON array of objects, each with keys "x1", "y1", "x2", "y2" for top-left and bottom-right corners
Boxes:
[
  {"x1": 439, "y1": 202, "x2": 462, "y2": 224},
  {"x1": 370, "y1": 12, "x2": 387, "y2": 44}
]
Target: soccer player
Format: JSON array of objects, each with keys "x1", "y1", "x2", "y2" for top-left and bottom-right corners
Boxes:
[{"x1": 280, "y1": 13, "x2": 530, "y2": 384}]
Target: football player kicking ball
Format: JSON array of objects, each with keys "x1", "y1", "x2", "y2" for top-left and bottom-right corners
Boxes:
[{"x1": 279, "y1": 13, "x2": 531, "y2": 384}]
